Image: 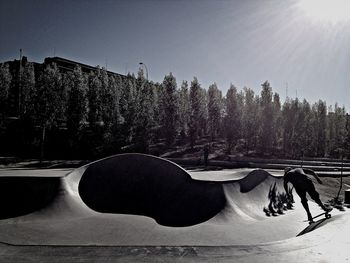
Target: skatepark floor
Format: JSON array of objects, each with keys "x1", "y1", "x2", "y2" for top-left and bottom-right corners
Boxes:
[{"x1": 0, "y1": 166, "x2": 350, "y2": 262}]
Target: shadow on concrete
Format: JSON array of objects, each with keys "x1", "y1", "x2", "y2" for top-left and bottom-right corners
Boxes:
[
  {"x1": 78, "y1": 154, "x2": 226, "y2": 227},
  {"x1": 0, "y1": 177, "x2": 60, "y2": 219},
  {"x1": 297, "y1": 218, "x2": 329, "y2": 236}
]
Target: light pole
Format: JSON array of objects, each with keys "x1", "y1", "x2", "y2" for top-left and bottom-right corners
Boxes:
[
  {"x1": 139, "y1": 62, "x2": 148, "y2": 80},
  {"x1": 18, "y1": 49, "x2": 23, "y2": 117}
]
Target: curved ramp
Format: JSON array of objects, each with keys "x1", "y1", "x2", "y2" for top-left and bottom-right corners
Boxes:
[
  {"x1": 215, "y1": 170, "x2": 284, "y2": 222},
  {"x1": 0, "y1": 154, "x2": 344, "y2": 247}
]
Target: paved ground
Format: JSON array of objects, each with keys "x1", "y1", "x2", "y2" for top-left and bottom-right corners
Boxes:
[
  {"x1": 1, "y1": 213, "x2": 350, "y2": 263},
  {"x1": 0, "y1": 168, "x2": 72, "y2": 177}
]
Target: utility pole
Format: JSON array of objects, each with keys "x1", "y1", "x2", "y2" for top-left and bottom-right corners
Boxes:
[
  {"x1": 124, "y1": 62, "x2": 128, "y2": 75},
  {"x1": 18, "y1": 49, "x2": 23, "y2": 117},
  {"x1": 139, "y1": 62, "x2": 148, "y2": 80}
]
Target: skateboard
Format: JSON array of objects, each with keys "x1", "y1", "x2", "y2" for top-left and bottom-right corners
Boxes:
[{"x1": 304, "y1": 208, "x2": 333, "y2": 224}]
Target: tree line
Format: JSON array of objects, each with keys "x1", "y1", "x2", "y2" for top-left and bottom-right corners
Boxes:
[{"x1": 0, "y1": 61, "x2": 349, "y2": 160}]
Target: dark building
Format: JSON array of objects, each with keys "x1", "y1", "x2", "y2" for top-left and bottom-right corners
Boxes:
[
  {"x1": 1, "y1": 56, "x2": 127, "y2": 118},
  {"x1": 43, "y1": 57, "x2": 126, "y2": 78}
]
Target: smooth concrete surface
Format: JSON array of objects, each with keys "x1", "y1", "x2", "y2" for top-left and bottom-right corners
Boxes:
[{"x1": 0, "y1": 154, "x2": 349, "y2": 262}]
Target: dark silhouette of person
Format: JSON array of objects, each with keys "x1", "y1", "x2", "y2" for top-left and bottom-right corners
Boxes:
[{"x1": 283, "y1": 167, "x2": 331, "y2": 222}]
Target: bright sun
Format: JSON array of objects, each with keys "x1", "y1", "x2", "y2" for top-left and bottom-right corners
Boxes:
[{"x1": 297, "y1": 0, "x2": 350, "y2": 24}]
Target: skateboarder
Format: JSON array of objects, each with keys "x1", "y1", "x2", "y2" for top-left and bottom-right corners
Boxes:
[{"x1": 283, "y1": 167, "x2": 331, "y2": 222}]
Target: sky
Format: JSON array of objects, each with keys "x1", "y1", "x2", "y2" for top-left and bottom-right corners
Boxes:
[{"x1": 1, "y1": 0, "x2": 350, "y2": 110}]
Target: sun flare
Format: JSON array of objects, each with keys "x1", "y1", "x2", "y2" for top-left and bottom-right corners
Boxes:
[{"x1": 297, "y1": 0, "x2": 350, "y2": 24}]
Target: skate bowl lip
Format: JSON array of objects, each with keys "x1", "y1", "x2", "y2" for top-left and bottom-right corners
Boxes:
[
  {"x1": 68, "y1": 153, "x2": 190, "y2": 173},
  {"x1": 60, "y1": 153, "x2": 199, "y2": 181}
]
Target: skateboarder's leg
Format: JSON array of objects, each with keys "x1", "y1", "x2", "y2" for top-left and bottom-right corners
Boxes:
[
  {"x1": 307, "y1": 183, "x2": 330, "y2": 212},
  {"x1": 301, "y1": 198, "x2": 313, "y2": 221},
  {"x1": 296, "y1": 188, "x2": 313, "y2": 221}
]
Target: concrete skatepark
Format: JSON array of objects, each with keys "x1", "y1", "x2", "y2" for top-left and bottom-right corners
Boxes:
[{"x1": 0, "y1": 153, "x2": 349, "y2": 262}]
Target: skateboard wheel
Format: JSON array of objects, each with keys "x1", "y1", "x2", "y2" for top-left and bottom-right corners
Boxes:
[{"x1": 326, "y1": 214, "x2": 331, "y2": 219}]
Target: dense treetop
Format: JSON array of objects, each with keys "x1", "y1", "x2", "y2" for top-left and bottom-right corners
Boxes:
[{"x1": 0, "y1": 61, "x2": 349, "y2": 160}]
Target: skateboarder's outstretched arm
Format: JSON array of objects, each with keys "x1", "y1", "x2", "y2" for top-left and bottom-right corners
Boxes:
[{"x1": 302, "y1": 168, "x2": 323, "y2": 184}]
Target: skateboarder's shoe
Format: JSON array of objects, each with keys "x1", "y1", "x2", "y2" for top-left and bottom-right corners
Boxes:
[
  {"x1": 307, "y1": 214, "x2": 314, "y2": 223},
  {"x1": 308, "y1": 217, "x2": 315, "y2": 224},
  {"x1": 323, "y1": 206, "x2": 333, "y2": 213}
]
